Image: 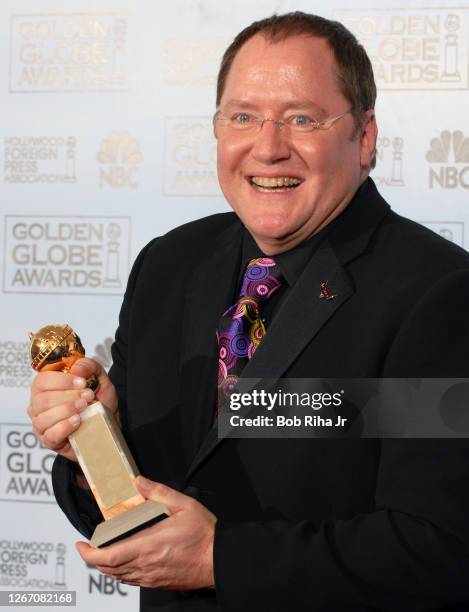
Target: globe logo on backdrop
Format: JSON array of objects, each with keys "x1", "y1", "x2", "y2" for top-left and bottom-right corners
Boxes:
[
  {"x1": 3, "y1": 216, "x2": 130, "y2": 294},
  {"x1": 164, "y1": 117, "x2": 220, "y2": 196},
  {"x1": 371, "y1": 135, "x2": 405, "y2": 187},
  {"x1": 336, "y1": 8, "x2": 468, "y2": 90},
  {"x1": 162, "y1": 38, "x2": 228, "y2": 87},
  {"x1": 0, "y1": 425, "x2": 54, "y2": 502},
  {"x1": 9, "y1": 14, "x2": 136, "y2": 93}
]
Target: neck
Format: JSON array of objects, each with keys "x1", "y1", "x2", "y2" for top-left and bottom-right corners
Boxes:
[{"x1": 253, "y1": 178, "x2": 367, "y2": 256}]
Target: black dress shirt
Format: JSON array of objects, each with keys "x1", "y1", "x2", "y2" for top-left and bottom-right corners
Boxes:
[
  {"x1": 234, "y1": 178, "x2": 370, "y2": 327},
  {"x1": 236, "y1": 227, "x2": 327, "y2": 329}
]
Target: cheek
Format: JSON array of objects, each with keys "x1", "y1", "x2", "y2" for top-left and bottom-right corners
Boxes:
[
  {"x1": 302, "y1": 141, "x2": 338, "y2": 170},
  {"x1": 305, "y1": 140, "x2": 358, "y2": 185},
  {"x1": 217, "y1": 142, "x2": 236, "y2": 176},
  {"x1": 217, "y1": 141, "x2": 249, "y2": 183}
]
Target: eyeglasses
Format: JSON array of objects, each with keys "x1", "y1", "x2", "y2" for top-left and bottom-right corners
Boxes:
[{"x1": 213, "y1": 108, "x2": 353, "y2": 138}]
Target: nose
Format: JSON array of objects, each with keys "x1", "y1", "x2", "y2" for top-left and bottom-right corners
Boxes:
[{"x1": 251, "y1": 119, "x2": 291, "y2": 165}]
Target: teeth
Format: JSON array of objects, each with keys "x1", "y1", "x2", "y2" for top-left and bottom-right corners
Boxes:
[{"x1": 251, "y1": 176, "x2": 301, "y2": 188}]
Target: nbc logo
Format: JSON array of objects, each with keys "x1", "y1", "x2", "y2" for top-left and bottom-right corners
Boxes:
[
  {"x1": 426, "y1": 130, "x2": 469, "y2": 189},
  {"x1": 97, "y1": 132, "x2": 143, "y2": 189}
]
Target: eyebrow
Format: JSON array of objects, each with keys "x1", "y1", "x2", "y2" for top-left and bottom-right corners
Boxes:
[{"x1": 221, "y1": 98, "x2": 328, "y2": 117}]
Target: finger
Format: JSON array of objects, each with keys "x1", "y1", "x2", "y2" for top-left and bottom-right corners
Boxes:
[
  {"x1": 33, "y1": 399, "x2": 89, "y2": 433},
  {"x1": 75, "y1": 541, "x2": 136, "y2": 568},
  {"x1": 29, "y1": 416, "x2": 74, "y2": 458},
  {"x1": 119, "y1": 574, "x2": 141, "y2": 586},
  {"x1": 41, "y1": 415, "x2": 82, "y2": 449},
  {"x1": 96, "y1": 563, "x2": 135, "y2": 576},
  {"x1": 75, "y1": 542, "x2": 102, "y2": 566},
  {"x1": 31, "y1": 371, "x2": 87, "y2": 394},
  {"x1": 136, "y1": 476, "x2": 188, "y2": 514},
  {"x1": 31, "y1": 388, "x2": 94, "y2": 416}
]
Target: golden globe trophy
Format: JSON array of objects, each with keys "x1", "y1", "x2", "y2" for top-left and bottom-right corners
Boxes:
[{"x1": 28, "y1": 324, "x2": 167, "y2": 548}]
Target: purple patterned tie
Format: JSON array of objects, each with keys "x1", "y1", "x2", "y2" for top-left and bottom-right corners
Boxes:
[{"x1": 216, "y1": 257, "x2": 284, "y2": 412}]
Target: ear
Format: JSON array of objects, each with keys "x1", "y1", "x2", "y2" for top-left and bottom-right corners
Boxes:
[{"x1": 359, "y1": 110, "x2": 378, "y2": 175}]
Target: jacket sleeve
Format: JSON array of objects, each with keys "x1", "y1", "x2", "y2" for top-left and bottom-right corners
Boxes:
[
  {"x1": 214, "y1": 269, "x2": 469, "y2": 611},
  {"x1": 51, "y1": 239, "x2": 158, "y2": 539}
]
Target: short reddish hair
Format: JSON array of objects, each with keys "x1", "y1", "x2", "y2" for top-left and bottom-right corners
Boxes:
[{"x1": 216, "y1": 12, "x2": 377, "y2": 166}]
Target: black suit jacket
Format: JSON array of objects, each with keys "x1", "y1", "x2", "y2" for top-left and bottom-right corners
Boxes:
[{"x1": 53, "y1": 179, "x2": 469, "y2": 611}]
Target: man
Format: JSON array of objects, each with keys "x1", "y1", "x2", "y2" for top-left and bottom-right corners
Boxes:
[{"x1": 28, "y1": 12, "x2": 469, "y2": 611}]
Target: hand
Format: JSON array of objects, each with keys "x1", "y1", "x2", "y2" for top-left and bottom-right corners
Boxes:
[
  {"x1": 76, "y1": 476, "x2": 217, "y2": 590},
  {"x1": 28, "y1": 357, "x2": 118, "y2": 463}
]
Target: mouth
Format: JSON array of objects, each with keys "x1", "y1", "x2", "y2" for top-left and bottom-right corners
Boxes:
[{"x1": 249, "y1": 175, "x2": 303, "y2": 193}]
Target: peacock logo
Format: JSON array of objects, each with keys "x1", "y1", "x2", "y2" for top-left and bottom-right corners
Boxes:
[
  {"x1": 426, "y1": 130, "x2": 469, "y2": 189},
  {"x1": 97, "y1": 132, "x2": 143, "y2": 189}
]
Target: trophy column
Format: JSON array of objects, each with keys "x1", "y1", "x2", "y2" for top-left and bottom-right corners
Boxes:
[{"x1": 29, "y1": 324, "x2": 167, "y2": 547}]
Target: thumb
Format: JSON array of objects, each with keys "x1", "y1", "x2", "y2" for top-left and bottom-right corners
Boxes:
[
  {"x1": 136, "y1": 476, "x2": 189, "y2": 514},
  {"x1": 70, "y1": 357, "x2": 106, "y2": 382}
]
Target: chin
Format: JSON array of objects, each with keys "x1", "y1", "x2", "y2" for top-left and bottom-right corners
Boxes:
[
  {"x1": 248, "y1": 227, "x2": 298, "y2": 251},
  {"x1": 245, "y1": 211, "x2": 293, "y2": 235},
  {"x1": 247, "y1": 222, "x2": 289, "y2": 241}
]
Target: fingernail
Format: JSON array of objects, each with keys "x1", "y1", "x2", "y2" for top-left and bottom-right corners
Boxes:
[
  {"x1": 69, "y1": 414, "x2": 81, "y2": 426},
  {"x1": 80, "y1": 389, "x2": 94, "y2": 402},
  {"x1": 73, "y1": 377, "x2": 86, "y2": 389},
  {"x1": 138, "y1": 476, "x2": 153, "y2": 492},
  {"x1": 74, "y1": 398, "x2": 88, "y2": 411}
]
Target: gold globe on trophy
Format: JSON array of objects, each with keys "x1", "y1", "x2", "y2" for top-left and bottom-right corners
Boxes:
[
  {"x1": 29, "y1": 324, "x2": 98, "y2": 387},
  {"x1": 29, "y1": 324, "x2": 167, "y2": 548}
]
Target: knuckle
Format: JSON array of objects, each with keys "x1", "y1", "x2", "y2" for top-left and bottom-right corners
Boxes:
[
  {"x1": 33, "y1": 412, "x2": 47, "y2": 434},
  {"x1": 30, "y1": 403, "x2": 45, "y2": 422},
  {"x1": 29, "y1": 394, "x2": 39, "y2": 415},
  {"x1": 33, "y1": 392, "x2": 54, "y2": 414},
  {"x1": 107, "y1": 554, "x2": 117, "y2": 567},
  {"x1": 185, "y1": 496, "x2": 198, "y2": 511},
  {"x1": 64, "y1": 401, "x2": 77, "y2": 416},
  {"x1": 37, "y1": 433, "x2": 48, "y2": 448},
  {"x1": 32, "y1": 417, "x2": 44, "y2": 438},
  {"x1": 30, "y1": 374, "x2": 41, "y2": 393},
  {"x1": 42, "y1": 427, "x2": 61, "y2": 448},
  {"x1": 155, "y1": 483, "x2": 171, "y2": 497},
  {"x1": 41, "y1": 429, "x2": 54, "y2": 447},
  {"x1": 32, "y1": 372, "x2": 49, "y2": 392},
  {"x1": 157, "y1": 543, "x2": 171, "y2": 563},
  {"x1": 31, "y1": 425, "x2": 42, "y2": 441}
]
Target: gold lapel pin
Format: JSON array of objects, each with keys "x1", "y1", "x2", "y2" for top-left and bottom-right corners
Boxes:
[{"x1": 319, "y1": 281, "x2": 336, "y2": 301}]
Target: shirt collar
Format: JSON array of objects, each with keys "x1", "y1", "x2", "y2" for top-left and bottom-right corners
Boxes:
[
  {"x1": 240, "y1": 224, "x2": 327, "y2": 288},
  {"x1": 239, "y1": 178, "x2": 373, "y2": 287}
]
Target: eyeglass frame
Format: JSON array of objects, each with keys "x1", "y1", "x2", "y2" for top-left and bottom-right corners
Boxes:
[{"x1": 212, "y1": 107, "x2": 355, "y2": 138}]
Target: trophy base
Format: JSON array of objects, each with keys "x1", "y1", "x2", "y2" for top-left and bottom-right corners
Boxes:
[{"x1": 91, "y1": 499, "x2": 168, "y2": 548}]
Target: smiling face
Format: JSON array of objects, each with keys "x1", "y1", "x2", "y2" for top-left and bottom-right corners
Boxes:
[{"x1": 216, "y1": 34, "x2": 377, "y2": 254}]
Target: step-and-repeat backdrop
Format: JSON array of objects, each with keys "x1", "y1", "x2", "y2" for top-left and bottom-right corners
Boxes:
[{"x1": 1, "y1": 0, "x2": 467, "y2": 609}]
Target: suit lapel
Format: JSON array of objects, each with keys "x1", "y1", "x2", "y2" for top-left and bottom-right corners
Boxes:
[
  {"x1": 183, "y1": 241, "x2": 353, "y2": 483},
  {"x1": 183, "y1": 179, "x2": 390, "y2": 484},
  {"x1": 240, "y1": 245, "x2": 352, "y2": 380},
  {"x1": 179, "y1": 220, "x2": 243, "y2": 463}
]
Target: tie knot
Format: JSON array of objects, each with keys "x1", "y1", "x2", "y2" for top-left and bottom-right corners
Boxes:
[{"x1": 240, "y1": 257, "x2": 283, "y2": 302}]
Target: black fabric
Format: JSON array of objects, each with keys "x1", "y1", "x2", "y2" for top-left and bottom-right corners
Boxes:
[
  {"x1": 237, "y1": 214, "x2": 329, "y2": 328},
  {"x1": 52, "y1": 178, "x2": 469, "y2": 611}
]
